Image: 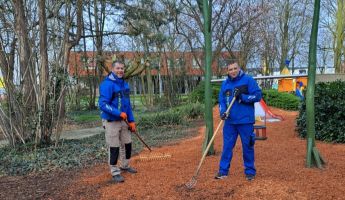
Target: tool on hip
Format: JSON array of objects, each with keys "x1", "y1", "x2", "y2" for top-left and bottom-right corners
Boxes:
[
  {"x1": 124, "y1": 119, "x2": 171, "y2": 161},
  {"x1": 185, "y1": 93, "x2": 237, "y2": 189}
]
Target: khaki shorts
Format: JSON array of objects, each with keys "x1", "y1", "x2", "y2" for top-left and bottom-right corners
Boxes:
[{"x1": 104, "y1": 120, "x2": 131, "y2": 147}]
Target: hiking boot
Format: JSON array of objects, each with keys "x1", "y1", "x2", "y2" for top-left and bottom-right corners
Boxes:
[
  {"x1": 246, "y1": 174, "x2": 255, "y2": 181},
  {"x1": 121, "y1": 167, "x2": 137, "y2": 174},
  {"x1": 112, "y1": 174, "x2": 124, "y2": 183},
  {"x1": 214, "y1": 172, "x2": 227, "y2": 179}
]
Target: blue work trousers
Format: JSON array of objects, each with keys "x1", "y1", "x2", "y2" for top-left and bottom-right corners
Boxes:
[{"x1": 219, "y1": 123, "x2": 256, "y2": 176}]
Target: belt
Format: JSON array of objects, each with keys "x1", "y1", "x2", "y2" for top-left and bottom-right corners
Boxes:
[{"x1": 107, "y1": 119, "x2": 115, "y2": 122}]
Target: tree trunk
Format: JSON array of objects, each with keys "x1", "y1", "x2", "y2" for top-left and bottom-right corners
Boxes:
[
  {"x1": 12, "y1": 0, "x2": 37, "y2": 142},
  {"x1": 280, "y1": 0, "x2": 290, "y2": 71},
  {"x1": 306, "y1": 0, "x2": 325, "y2": 169},
  {"x1": 198, "y1": 0, "x2": 214, "y2": 155},
  {"x1": 334, "y1": 0, "x2": 344, "y2": 73},
  {"x1": 38, "y1": 0, "x2": 52, "y2": 145}
]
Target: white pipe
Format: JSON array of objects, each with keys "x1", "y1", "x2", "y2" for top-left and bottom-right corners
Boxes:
[{"x1": 211, "y1": 74, "x2": 309, "y2": 83}]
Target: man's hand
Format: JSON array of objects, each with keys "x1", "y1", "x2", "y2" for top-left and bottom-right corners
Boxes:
[
  {"x1": 233, "y1": 88, "x2": 240, "y2": 98},
  {"x1": 120, "y1": 112, "x2": 127, "y2": 120},
  {"x1": 220, "y1": 113, "x2": 228, "y2": 120},
  {"x1": 128, "y1": 122, "x2": 136, "y2": 132}
]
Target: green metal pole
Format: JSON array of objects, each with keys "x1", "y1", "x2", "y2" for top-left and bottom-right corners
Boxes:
[
  {"x1": 306, "y1": 0, "x2": 324, "y2": 168},
  {"x1": 198, "y1": 0, "x2": 214, "y2": 154}
]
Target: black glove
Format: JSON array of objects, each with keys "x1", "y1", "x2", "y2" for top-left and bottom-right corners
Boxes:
[
  {"x1": 233, "y1": 88, "x2": 240, "y2": 98},
  {"x1": 220, "y1": 112, "x2": 228, "y2": 120}
]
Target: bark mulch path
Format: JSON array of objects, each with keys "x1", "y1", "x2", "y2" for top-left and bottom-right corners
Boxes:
[{"x1": 1, "y1": 107, "x2": 345, "y2": 200}]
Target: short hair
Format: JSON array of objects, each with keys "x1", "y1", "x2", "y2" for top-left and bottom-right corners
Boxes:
[
  {"x1": 228, "y1": 60, "x2": 238, "y2": 65},
  {"x1": 112, "y1": 60, "x2": 124, "y2": 67}
]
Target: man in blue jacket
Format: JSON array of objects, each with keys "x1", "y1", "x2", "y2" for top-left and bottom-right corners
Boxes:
[
  {"x1": 215, "y1": 62, "x2": 262, "y2": 181},
  {"x1": 99, "y1": 60, "x2": 137, "y2": 183}
]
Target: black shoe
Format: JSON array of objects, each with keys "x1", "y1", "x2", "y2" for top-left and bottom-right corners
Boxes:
[
  {"x1": 214, "y1": 172, "x2": 227, "y2": 179},
  {"x1": 246, "y1": 174, "x2": 255, "y2": 181},
  {"x1": 121, "y1": 167, "x2": 137, "y2": 174},
  {"x1": 112, "y1": 174, "x2": 124, "y2": 183}
]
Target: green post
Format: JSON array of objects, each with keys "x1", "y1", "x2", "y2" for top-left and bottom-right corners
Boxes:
[
  {"x1": 197, "y1": 0, "x2": 214, "y2": 155},
  {"x1": 306, "y1": 0, "x2": 325, "y2": 168}
]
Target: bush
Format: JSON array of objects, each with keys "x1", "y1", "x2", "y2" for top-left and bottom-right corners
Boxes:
[
  {"x1": 136, "y1": 102, "x2": 204, "y2": 129},
  {"x1": 296, "y1": 80, "x2": 345, "y2": 143},
  {"x1": 188, "y1": 81, "x2": 221, "y2": 105},
  {"x1": 262, "y1": 89, "x2": 300, "y2": 110}
]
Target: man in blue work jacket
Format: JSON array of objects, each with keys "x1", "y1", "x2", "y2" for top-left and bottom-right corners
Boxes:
[
  {"x1": 215, "y1": 61, "x2": 262, "y2": 181},
  {"x1": 99, "y1": 60, "x2": 137, "y2": 183}
]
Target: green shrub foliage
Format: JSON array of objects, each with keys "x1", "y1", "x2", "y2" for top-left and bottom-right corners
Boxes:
[
  {"x1": 136, "y1": 102, "x2": 204, "y2": 129},
  {"x1": 262, "y1": 89, "x2": 300, "y2": 110},
  {"x1": 188, "y1": 81, "x2": 221, "y2": 105},
  {"x1": 296, "y1": 80, "x2": 345, "y2": 143}
]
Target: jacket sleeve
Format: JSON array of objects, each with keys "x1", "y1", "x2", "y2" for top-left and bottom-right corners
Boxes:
[
  {"x1": 218, "y1": 82, "x2": 227, "y2": 115},
  {"x1": 240, "y1": 78, "x2": 262, "y2": 103},
  {"x1": 98, "y1": 82, "x2": 121, "y2": 117},
  {"x1": 126, "y1": 87, "x2": 135, "y2": 123}
]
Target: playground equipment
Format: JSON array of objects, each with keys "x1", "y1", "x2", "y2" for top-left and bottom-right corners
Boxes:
[
  {"x1": 185, "y1": 94, "x2": 237, "y2": 189},
  {"x1": 278, "y1": 67, "x2": 308, "y2": 93},
  {"x1": 254, "y1": 98, "x2": 284, "y2": 140}
]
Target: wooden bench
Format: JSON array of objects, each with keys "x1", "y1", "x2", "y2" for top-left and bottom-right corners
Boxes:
[{"x1": 254, "y1": 125, "x2": 267, "y2": 140}]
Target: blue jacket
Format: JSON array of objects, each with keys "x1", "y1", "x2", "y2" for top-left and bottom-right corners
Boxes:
[
  {"x1": 219, "y1": 70, "x2": 262, "y2": 124},
  {"x1": 99, "y1": 72, "x2": 135, "y2": 122}
]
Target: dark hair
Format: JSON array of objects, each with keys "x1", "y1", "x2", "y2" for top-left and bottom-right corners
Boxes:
[
  {"x1": 112, "y1": 60, "x2": 124, "y2": 67},
  {"x1": 228, "y1": 60, "x2": 239, "y2": 65}
]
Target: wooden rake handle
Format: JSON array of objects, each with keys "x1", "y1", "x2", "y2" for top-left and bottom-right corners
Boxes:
[
  {"x1": 193, "y1": 96, "x2": 236, "y2": 177},
  {"x1": 124, "y1": 120, "x2": 152, "y2": 152}
]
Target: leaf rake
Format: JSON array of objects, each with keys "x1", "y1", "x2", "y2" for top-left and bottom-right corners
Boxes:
[
  {"x1": 185, "y1": 96, "x2": 236, "y2": 189},
  {"x1": 124, "y1": 120, "x2": 172, "y2": 161}
]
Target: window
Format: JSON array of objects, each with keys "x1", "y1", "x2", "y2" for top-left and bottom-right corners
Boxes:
[
  {"x1": 80, "y1": 56, "x2": 96, "y2": 70},
  {"x1": 168, "y1": 58, "x2": 184, "y2": 68},
  {"x1": 192, "y1": 57, "x2": 202, "y2": 68},
  {"x1": 151, "y1": 57, "x2": 161, "y2": 70}
]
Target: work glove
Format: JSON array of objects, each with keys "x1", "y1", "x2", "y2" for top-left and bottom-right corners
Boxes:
[
  {"x1": 128, "y1": 122, "x2": 136, "y2": 132},
  {"x1": 120, "y1": 112, "x2": 127, "y2": 120},
  {"x1": 233, "y1": 88, "x2": 241, "y2": 98},
  {"x1": 220, "y1": 112, "x2": 228, "y2": 120}
]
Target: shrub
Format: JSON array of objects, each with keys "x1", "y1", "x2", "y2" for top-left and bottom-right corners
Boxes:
[
  {"x1": 188, "y1": 81, "x2": 221, "y2": 105},
  {"x1": 296, "y1": 80, "x2": 345, "y2": 143},
  {"x1": 262, "y1": 89, "x2": 300, "y2": 110},
  {"x1": 136, "y1": 102, "x2": 204, "y2": 129}
]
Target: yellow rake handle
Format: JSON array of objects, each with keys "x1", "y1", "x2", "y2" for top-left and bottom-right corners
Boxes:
[{"x1": 193, "y1": 96, "x2": 236, "y2": 177}]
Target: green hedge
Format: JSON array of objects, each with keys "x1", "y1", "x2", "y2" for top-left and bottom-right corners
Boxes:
[
  {"x1": 262, "y1": 89, "x2": 300, "y2": 111},
  {"x1": 188, "y1": 81, "x2": 221, "y2": 105},
  {"x1": 136, "y1": 102, "x2": 204, "y2": 129},
  {"x1": 296, "y1": 80, "x2": 345, "y2": 143}
]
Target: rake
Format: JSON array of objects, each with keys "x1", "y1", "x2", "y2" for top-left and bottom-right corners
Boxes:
[
  {"x1": 185, "y1": 95, "x2": 236, "y2": 189},
  {"x1": 124, "y1": 120, "x2": 172, "y2": 161}
]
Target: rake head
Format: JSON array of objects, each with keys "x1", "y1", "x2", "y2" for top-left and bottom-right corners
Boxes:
[
  {"x1": 135, "y1": 153, "x2": 172, "y2": 162},
  {"x1": 185, "y1": 176, "x2": 197, "y2": 189}
]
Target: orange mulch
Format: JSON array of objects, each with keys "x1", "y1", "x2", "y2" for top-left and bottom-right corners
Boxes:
[{"x1": 62, "y1": 107, "x2": 345, "y2": 200}]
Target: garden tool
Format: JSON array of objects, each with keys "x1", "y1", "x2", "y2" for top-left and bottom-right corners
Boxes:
[
  {"x1": 124, "y1": 120, "x2": 172, "y2": 161},
  {"x1": 185, "y1": 93, "x2": 237, "y2": 189}
]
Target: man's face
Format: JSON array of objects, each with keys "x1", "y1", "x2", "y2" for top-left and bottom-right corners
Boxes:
[
  {"x1": 112, "y1": 63, "x2": 125, "y2": 78},
  {"x1": 227, "y1": 63, "x2": 240, "y2": 79}
]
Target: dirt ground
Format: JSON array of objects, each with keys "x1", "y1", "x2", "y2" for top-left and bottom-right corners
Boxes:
[{"x1": 1, "y1": 107, "x2": 345, "y2": 200}]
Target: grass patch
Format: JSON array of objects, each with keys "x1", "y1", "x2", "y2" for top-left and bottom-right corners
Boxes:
[{"x1": 67, "y1": 110, "x2": 100, "y2": 123}]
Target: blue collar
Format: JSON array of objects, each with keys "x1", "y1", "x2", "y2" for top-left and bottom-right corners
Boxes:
[
  {"x1": 227, "y1": 70, "x2": 244, "y2": 82},
  {"x1": 108, "y1": 72, "x2": 124, "y2": 84}
]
